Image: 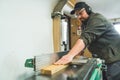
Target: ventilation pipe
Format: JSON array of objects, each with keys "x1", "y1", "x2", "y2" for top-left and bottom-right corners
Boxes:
[{"x1": 51, "y1": 0, "x2": 68, "y2": 18}]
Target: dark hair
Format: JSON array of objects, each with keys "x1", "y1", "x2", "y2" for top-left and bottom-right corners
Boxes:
[{"x1": 70, "y1": 2, "x2": 92, "y2": 15}]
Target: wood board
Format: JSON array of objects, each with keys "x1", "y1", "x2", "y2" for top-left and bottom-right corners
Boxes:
[{"x1": 40, "y1": 64, "x2": 68, "y2": 75}]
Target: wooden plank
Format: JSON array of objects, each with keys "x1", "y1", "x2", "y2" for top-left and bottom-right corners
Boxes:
[
  {"x1": 53, "y1": 16, "x2": 61, "y2": 52},
  {"x1": 40, "y1": 64, "x2": 68, "y2": 75},
  {"x1": 67, "y1": 0, "x2": 76, "y2": 7},
  {"x1": 70, "y1": 18, "x2": 81, "y2": 48}
]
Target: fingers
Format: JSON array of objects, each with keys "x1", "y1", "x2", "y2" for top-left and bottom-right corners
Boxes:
[
  {"x1": 54, "y1": 54, "x2": 74, "y2": 65},
  {"x1": 54, "y1": 59, "x2": 68, "y2": 65},
  {"x1": 54, "y1": 58, "x2": 70, "y2": 65},
  {"x1": 54, "y1": 60, "x2": 64, "y2": 65}
]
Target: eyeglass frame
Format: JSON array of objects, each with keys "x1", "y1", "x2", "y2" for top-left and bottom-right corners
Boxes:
[{"x1": 75, "y1": 8, "x2": 85, "y2": 17}]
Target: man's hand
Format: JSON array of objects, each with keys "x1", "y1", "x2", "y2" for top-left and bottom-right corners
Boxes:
[
  {"x1": 54, "y1": 39, "x2": 85, "y2": 65},
  {"x1": 54, "y1": 54, "x2": 74, "y2": 65}
]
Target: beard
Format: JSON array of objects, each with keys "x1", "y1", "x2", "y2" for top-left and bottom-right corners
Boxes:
[{"x1": 80, "y1": 18, "x2": 85, "y2": 22}]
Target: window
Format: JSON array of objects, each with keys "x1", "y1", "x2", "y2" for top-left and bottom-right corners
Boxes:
[{"x1": 114, "y1": 23, "x2": 120, "y2": 34}]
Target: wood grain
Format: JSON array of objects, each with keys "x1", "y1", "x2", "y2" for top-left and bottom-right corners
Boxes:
[{"x1": 41, "y1": 64, "x2": 68, "y2": 75}]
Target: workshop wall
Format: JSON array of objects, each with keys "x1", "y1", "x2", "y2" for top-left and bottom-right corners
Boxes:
[
  {"x1": 0, "y1": 0, "x2": 58, "y2": 80},
  {"x1": 77, "y1": 0, "x2": 120, "y2": 19}
]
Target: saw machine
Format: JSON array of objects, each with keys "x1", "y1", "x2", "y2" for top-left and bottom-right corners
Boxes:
[{"x1": 25, "y1": 51, "x2": 104, "y2": 80}]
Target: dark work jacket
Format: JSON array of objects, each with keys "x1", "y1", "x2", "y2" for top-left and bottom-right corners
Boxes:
[{"x1": 80, "y1": 12, "x2": 120, "y2": 64}]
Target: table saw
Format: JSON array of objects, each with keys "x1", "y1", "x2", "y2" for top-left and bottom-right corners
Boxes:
[{"x1": 25, "y1": 51, "x2": 104, "y2": 80}]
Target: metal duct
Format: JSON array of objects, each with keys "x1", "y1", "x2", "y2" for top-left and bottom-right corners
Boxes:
[{"x1": 51, "y1": 0, "x2": 68, "y2": 18}]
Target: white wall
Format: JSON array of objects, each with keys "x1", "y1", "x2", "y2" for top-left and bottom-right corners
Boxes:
[
  {"x1": 0, "y1": 0, "x2": 58, "y2": 80},
  {"x1": 77, "y1": 0, "x2": 120, "y2": 19}
]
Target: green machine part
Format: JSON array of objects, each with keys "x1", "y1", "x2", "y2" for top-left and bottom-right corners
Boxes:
[
  {"x1": 90, "y1": 59, "x2": 103, "y2": 80},
  {"x1": 25, "y1": 58, "x2": 34, "y2": 68}
]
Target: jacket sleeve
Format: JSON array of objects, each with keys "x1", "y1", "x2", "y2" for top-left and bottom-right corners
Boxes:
[{"x1": 80, "y1": 18, "x2": 108, "y2": 47}]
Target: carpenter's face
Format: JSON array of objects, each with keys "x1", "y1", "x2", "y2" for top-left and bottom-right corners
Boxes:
[{"x1": 75, "y1": 8, "x2": 89, "y2": 22}]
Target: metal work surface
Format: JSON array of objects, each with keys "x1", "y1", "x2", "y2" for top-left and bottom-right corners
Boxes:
[
  {"x1": 31, "y1": 65, "x2": 83, "y2": 80},
  {"x1": 25, "y1": 62, "x2": 95, "y2": 80},
  {"x1": 24, "y1": 51, "x2": 103, "y2": 80}
]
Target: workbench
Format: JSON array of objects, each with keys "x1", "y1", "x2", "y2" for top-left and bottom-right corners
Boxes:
[{"x1": 25, "y1": 51, "x2": 103, "y2": 80}]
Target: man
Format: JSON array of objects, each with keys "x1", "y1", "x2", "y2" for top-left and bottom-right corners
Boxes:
[{"x1": 54, "y1": 2, "x2": 120, "y2": 80}]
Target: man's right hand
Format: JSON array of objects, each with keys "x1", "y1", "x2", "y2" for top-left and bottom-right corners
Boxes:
[{"x1": 54, "y1": 54, "x2": 74, "y2": 65}]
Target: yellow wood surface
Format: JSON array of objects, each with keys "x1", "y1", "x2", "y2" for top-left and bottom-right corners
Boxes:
[
  {"x1": 70, "y1": 18, "x2": 81, "y2": 48},
  {"x1": 67, "y1": 0, "x2": 76, "y2": 7},
  {"x1": 41, "y1": 64, "x2": 68, "y2": 75},
  {"x1": 53, "y1": 16, "x2": 61, "y2": 52}
]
